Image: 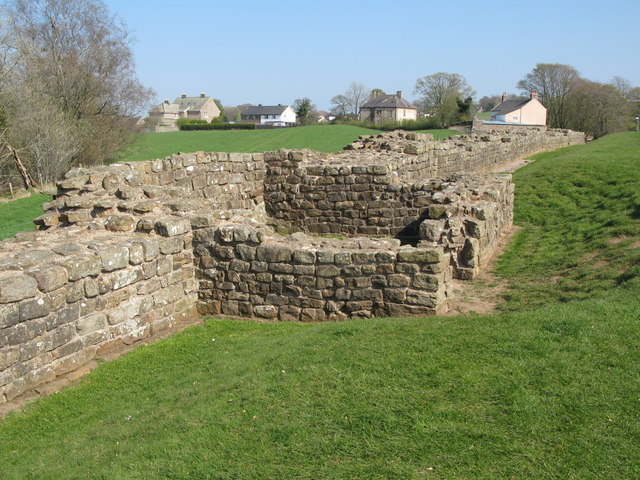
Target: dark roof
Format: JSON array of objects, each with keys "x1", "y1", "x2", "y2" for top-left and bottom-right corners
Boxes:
[
  {"x1": 491, "y1": 98, "x2": 530, "y2": 115},
  {"x1": 361, "y1": 94, "x2": 417, "y2": 110},
  {"x1": 242, "y1": 105, "x2": 289, "y2": 116}
]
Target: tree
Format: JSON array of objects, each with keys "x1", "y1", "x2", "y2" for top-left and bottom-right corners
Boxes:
[
  {"x1": 517, "y1": 63, "x2": 579, "y2": 128},
  {"x1": 566, "y1": 79, "x2": 631, "y2": 138},
  {"x1": 0, "y1": 0, "x2": 153, "y2": 187},
  {"x1": 212, "y1": 99, "x2": 226, "y2": 122},
  {"x1": 293, "y1": 97, "x2": 316, "y2": 125},
  {"x1": 414, "y1": 72, "x2": 475, "y2": 126},
  {"x1": 330, "y1": 81, "x2": 369, "y2": 119}
]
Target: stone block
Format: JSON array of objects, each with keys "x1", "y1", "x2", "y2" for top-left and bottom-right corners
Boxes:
[
  {"x1": 397, "y1": 248, "x2": 444, "y2": 264},
  {"x1": 0, "y1": 273, "x2": 39, "y2": 303},
  {"x1": 256, "y1": 245, "x2": 293, "y2": 263},
  {"x1": 253, "y1": 305, "x2": 278, "y2": 319},
  {"x1": 58, "y1": 254, "x2": 101, "y2": 281},
  {"x1": 25, "y1": 265, "x2": 68, "y2": 293},
  {"x1": 0, "y1": 304, "x2": 19, "y2": 329},
  {"x1": 104, "y1": 214, "x2": 136, "y2": 232},
  {"x1": 112, "y1": 268, "x2": 143, "y2": 290},
  {"x1": 19, "y1": 296, "x2": 51, "y2": 321},
  {"x1": 96, "y1": 246, "x2": 130, "y2": 272},
  {"x1": 77, "y1": 313, "x2": 107, "y2": 336},
  {"x1": 155, "y1": 218, "x2": 191, "y2": 237}
]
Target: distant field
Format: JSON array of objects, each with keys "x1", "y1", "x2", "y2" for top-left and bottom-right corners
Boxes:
[
  {"x1": 117, "y1": 125, "x2": 463, "y2": 162},
  {"x1": 118, "y1": 125, "x2": 378, "y2": 162},
  {"x1": 0, "y1": 193, "x2": 51, "y2": 240}
]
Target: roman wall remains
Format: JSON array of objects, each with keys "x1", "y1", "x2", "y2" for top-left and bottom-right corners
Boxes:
[{"x1": 0, "y1": 127, "x2": 585, "y2": 412}]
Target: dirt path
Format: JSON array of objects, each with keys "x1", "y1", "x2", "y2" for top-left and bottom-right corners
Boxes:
[{"x1": 443, "y1": 156, "x2": 530, "y2": 316}]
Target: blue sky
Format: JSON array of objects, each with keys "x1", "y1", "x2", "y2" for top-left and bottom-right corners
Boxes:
[{"x1": 103, "y1": 0, "x2": 640, "y2": 111}]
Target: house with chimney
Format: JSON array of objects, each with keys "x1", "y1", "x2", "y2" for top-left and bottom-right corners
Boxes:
[
  {"x1": 359, "y1": 91, "x2": 418, "y2": 126},
  {"x1": 489, "y1": 91, "x2": 547, "y2": 125},
  {"x1": 240, "y1": 105, "x2": 297, "y2": 127},
  {"x1": 148, "y1": 93, "x2": 221, "y2": 125}
]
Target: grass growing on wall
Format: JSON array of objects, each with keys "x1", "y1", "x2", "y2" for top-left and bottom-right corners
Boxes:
[
  {"x1": 0, "y1": 193, "x2": 51, "y2": 240},
  {"x1": 1, "y1": 133, "x2": 639, "y2": 478}
]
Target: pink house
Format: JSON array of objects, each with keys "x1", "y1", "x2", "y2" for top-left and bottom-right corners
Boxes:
[{"x1": 490, "y1": 91, "x2": 547, "y2": 126}]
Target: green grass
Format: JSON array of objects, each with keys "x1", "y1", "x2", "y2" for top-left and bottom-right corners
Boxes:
[
  {"x1": 496, "y1": 132, "x2": 640, "y2": 310},
  {"x1": 1, "y1": 133, "x2": 639, "y2": 479},
  {"x1": 118, "y1": 125, "x2": 379, "y2": 162},
  {"x1": 0, "y1": 193, "x2": 51, "y2": 240},
  {"x1": 118, "y1": 125, "x2": 463, "y2": 162}
]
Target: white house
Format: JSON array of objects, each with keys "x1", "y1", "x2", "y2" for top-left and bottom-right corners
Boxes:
[{"x1": 240, "y1": 105, "x2": 297, "y2": 126}]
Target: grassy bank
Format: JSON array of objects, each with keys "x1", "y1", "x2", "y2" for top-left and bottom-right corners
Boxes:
[{"x1": 1, "y1": 133, "x2": 639, "y2": 479}]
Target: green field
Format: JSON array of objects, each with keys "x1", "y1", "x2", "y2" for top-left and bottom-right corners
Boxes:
[
  {"x1": 1, "y1": 133, "x2": 639, "y2": 479},
  {"x1": 0, "y1": 193, "x2": 52, "y2": 241},
  {"x1": 117, "y1": 125, "x2": 462, "y2": 162}
]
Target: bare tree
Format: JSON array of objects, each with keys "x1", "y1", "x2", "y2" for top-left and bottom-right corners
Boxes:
[
  {"x1": 330, "y1": 82, "x2": 369, "y2": 119},
  {"x1": 414, "y1": 72, "x2": 474, "y2": 126},
  {"x1": 517, "y1": 63, "x2": 579, "y2": 128},
  {"x1": 0, "y1": 0, "x2": 154, "y2": 187}
]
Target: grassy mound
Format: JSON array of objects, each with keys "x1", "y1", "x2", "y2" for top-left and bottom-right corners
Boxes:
[{"x1": 1, "y1": 133, "x2": 639, "y2": 479}]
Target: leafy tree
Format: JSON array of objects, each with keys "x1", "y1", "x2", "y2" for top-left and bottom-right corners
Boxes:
[
  {"x1": 414, "y1": 72, "x2": 474, "y2": 126},
  {"x1": 212, "y1": 99, "x2": 226, "y2": 123},
  {"x1": 0, "y1": 0, "x2": 153, "y2": 186},
  {"x1": 294, "y1": 97, "x2": 316, "y2": 125},
  {"x1": 517, "y1": 63, "x2": 579, "y2": 128},
  {"x1": 566, "y1": 79, "x2": 631, "y2": 138}
]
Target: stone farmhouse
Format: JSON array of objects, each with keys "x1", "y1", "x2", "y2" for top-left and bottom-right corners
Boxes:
[
  {"x1": 489, "y1": 91, "x2": 547, "y2": 126},
  {"x1": 359, "y1": 91, "x2": 418, "y2": 125},
  {"x1": 147, "y1": 93, "x2": 221, "y2": 131},
  {"x1": 241, "y1": 105, "x2": 297, "y2": 127}
]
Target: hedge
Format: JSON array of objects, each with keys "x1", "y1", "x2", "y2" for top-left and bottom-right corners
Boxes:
[{"x1": 179, "y1": 123, "x2": 255, "y2": 131}]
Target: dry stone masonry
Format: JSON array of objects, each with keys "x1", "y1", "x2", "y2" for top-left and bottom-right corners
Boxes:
[{"x1": 0, "y1": 127, "x2": 584, "y2": 412}]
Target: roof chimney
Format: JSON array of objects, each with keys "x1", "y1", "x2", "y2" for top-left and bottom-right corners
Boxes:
[
  {"x1": 530, "y1": 90, "x2": 539, "y2": 100},
  {"x1": 396, "y1": 91, "x2": 403, "y2": 99},
  {"x1": 181, "y1": 93, "x2": 187, "y2": 98},
  {"x1": 501, "y1": 92, "x2": 508, "y2": 102},
  {"x1": 200, "y1": 93, "x2": 206, "y2": 98}
]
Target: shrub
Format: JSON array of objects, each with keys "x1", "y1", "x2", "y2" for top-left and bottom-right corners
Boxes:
[
  {"x1": 335, "y1": 117, "x2": 443, "y2": 131},
  {"x1": 179, "y1": 123, "x2": 254, "y2": 131}
]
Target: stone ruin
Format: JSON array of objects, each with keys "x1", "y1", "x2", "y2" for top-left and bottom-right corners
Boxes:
[{"x1": 0, "y1": 127, "x2": 585, "y2": 412}]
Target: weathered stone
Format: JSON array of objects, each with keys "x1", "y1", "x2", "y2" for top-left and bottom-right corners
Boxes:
[
  {"x1": 95, "y1": 246, "x2": 130, "y2": 272},
  {"x1": 26, "y1": 265, "x2": 68, "y2": 292},
  {"x1": 77, "y1": 313, "x2": 107, "y2": 336},
  {"x1": 58, "y1": 254, "x2": 101, "y2": 281},
  {"x1": 256, "y1": 245, "x2": 293, "y2": 263},
  {"x1": 155, "y1": 219, "x2": 191, "y2": 237},
  {"x1": 253, "y1": 305, "x2": 278, "y2": 319},
  {"x1": 19, "y1": 296, "x2": 51, "y2": 321},
  {"x1": 397, "y1": 248, "x2": 444, "y2": 264},
  {"x1": 0, "y1": 273, "x2": 39, "y2": 303},
  {"x1": 105, "y1": 214, "x2": 136, "y2": 232}
]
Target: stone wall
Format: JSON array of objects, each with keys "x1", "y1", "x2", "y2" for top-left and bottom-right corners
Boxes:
[
  {"x1": 0, "y1": 127, "x2": 584, "y2": 412},
  {"x1": 0, "y1": 221, "x2": 197, "y2": 409},
  {"x1": 194, "y1": 223, "x2": 451, "y2": 322},
  {"x1": 264, "y1": 128, "x2": 582, "y2": 239}
]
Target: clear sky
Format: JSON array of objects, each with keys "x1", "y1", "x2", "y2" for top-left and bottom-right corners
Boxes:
[{"x1": 102, "y1": 0, "x2": 640, "y2": 111}]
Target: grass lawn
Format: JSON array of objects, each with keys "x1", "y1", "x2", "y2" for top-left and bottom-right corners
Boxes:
[
  {"x1": 0, "y1": 193, "x2": 52, "y2": 241},
  {"x1": 1, "y1": 133, "x2": 639, "y2": 479},
  {"x1": 117, "y1": 125, "x2": 463, "y2": 162},
  {"x1": 118, "y1": 125, "x2": 378, "y2": 162}
]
